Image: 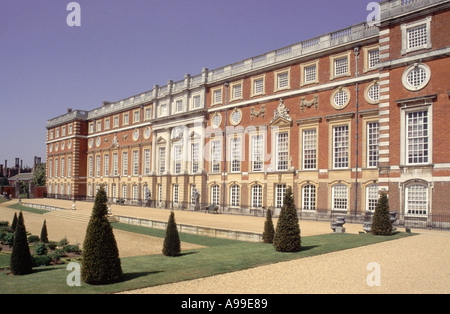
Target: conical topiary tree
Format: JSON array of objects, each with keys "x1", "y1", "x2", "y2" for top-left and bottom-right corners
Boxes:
[
  {"x1": 11, "y1": 212, "x2": 17, "y2": 232},
  {"x1": 82, "y1": 186, "x2": 122, "y2": 284},
  {"x1": 371, "y1": 191, "x2": 392, "y2": 236},
  {"x1": 262, "y1": 209, "x2": 275, "y2": 244},
  {"x1": 273, "y1": 187, "x2": 301, "y2": 252},
  {"x1": 162, "y1": 211, "x2": 181, "y2": 257},
  {"x1": 10, "y1": 211, "x2": 33, "y2": 275},
  {"x1": 40, "y1": 219, "x2": 49, "y2": 243}
]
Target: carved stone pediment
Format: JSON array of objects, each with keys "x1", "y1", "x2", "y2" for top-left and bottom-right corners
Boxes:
[{"x1": 270, "y1": 99, "x2": 292, "y2": 126}]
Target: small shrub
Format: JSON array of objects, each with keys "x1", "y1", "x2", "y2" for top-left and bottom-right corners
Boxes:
[
  {"x1": 32, "y1": 255, "x2": 51, "y2": 267},
  {"x1": 0, "y1": 221, "x2": 9, "y2": 227},
  {"x1": 47, "y1": 241, "x2": 58, "y2": 250},
  {"x1": 34, "y1": 242, "x2": 48, "y2": 256},
  {"x1": 4, "y1": 233, "x2": 14, "y2": 247},
  {"x1": 28, "y1": 235, "x2": 40, "y2": 243},
  {"x1": 262, "y1": 209, "x2": 275, "y2": 244},
  {"x1": 64, "y1": 244, "x2": 81, "y2": 253},
  {"x1": 58, "y1": 237, "x2": 69, "y2": 248},
  {"x1": 49, "y1": 249, "x2": 65, "y2": 263},
  {"x1": 40, "y1": 220, "x2": 49, "y2": 243},
  {"x1": 162, "y1": 211, "x2": 181, "y2": 257}
]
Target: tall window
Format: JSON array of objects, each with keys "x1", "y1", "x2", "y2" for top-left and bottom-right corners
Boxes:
[
  {"x1": 230, "y1": 137, "x2": 241, "y2": 172},
  {"x1": 230, "y1": 184, "x2": 240, "y2": 207},
  {"x1": 211, "y1": 140, "x2": 221, "y2": 173},
  {"x1": 302, "y1": 184, "x2": 316, "y2": 211},
  {"x1": 173, "y1": 185, "x2": 179, "y2": 205},
  {"x1": 159, "y1": 147, "x2": 166, "y2": 175},
  {"x1": 276, "y1": 132, "x2": 289, "y2": 171},
  {"x1": 174, "y1": 145, "x2": 182, "y2": 174},
  {"x1": 133, "y1": 151, "x2": 139, "y2": 176},
  {"x1": 366, "y1": 184, "x2": 379, "y2": 212},
  {"x1": 132, "y1": 185, "x2": 138, "y2": 201},
  {"x1": 368, "y1": 48, "x2": 380, "y2": 69},
  {"x1": 332, "y1": 184, "x2": 348, "y2": 211},
  {"x1": 333, "y1": 125, "x2": 349, "y2": 169},
  {"x1": 113, "y1": 153, "x2": 118, "y2": 176},
  {"x1": 144, "y1": 149, "x2": 150, "y2": 175},
  {"x1": 122, "y1": 152, "x2": 128, "y2": 176},
  {"x1": 88, "y1": 157, "x2": 92, "y2": 177},
  {"x1": 407, "y1": 111, "x2": 429, "y2": 164},
  {"x1": 96, "y1": 155, "x2": 101, "y2": 177},
  {"x1": 252, "y1": 135, "x2": 264, "y2": 172},
  {"x1": 406, "y1": 184, "x2": 428, "y2": 216},
  {"x1": 104, "y1": 154, "x2": 109, "y2": 177},
  {"x1": 211, "y1": 185, "x2": 220, "y2": 206},
  {"x1": 191, "y1": 143, "x2": 199, "y2": 173},
  {"x1": 275, "y1": 184, "x2": 286, "y2": 208},
  {"x1": 122, "y1": 184, "x2": 128, "y2": 201},
  {"x1": 61, "y1": 158, "x2": 65, "y2": 178},
  {"x1": 303, "y1": 129, "x2": 317, "y2": 170},
  {"x1": 67, "y1": 157, "x2": 72, "y2": 177},
  {"x1": 252, "y1": 184, "x2": 263, "y2": 208},
  {"x1": 367, "y1": 122, "x2": 379, "y2": 168}
]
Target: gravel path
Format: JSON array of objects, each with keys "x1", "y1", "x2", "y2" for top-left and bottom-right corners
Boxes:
[{"x1": 2, "y1": 199, "x2": 449, "y2": 294}]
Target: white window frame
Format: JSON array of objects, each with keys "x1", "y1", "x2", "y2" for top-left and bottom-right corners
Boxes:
[
  {"x1": 211, "y1": 140, "x2": 221, "y2": 173},
  {"x1": 274, "y1": 68, "x2": 290, "y2": 92},
  {"x1": 159, "y1": 147, "x2": 166, "y2": 175},
  {"x1": 402, "y1": 63, "x2": 431, "y2": 92},
  {"x1": 96, "y1": 155, "x2": 101, "y2": 177},
  {"x1": 230, "y1": 137, "x2": 241, "y2": 173},
  {"x1": 333, "y1": 125, "x2": 349, "y2": 169},
  {"x1": 251, "y1": 184, "x2": 263, "y2": 208},
  {"x1": 366, "y1": 184, "x2": 379, "y2": 212},
  {"x1": 211, "y1": 184, "x2": 220, "y2": 206},
  {"x1": 276, "y1": 132, "x2": 289, "y2": 171},
  {"x1": 252, "y1": 135, "x2": 264, "y2": 172},
  {"x1": 301, "y1": 60, "x2": 319, "y2": 86},
  {"x1": 191, "y1": 143, "x2": 199, "y2": 174},
  {"x1": 332, "y1": 184, "x2": 348, "y2": 212},
  {"x1": 367, "y1": 122, "x2": 379, "y2": 168},
  {"x1": 144, "y1": 149, "x2": 151, "y2": 175},
  {"x1": 302, "y1": 129, "x2": 317, "y2": 170},
  {"x1": 173, "y1": 184, "x2": 179, "y2": 205},
  {"x1": 122, "y1": 152, "x2": 128, "y2": 176},
  {"x1": 275, "y1": 184, "x2": 286, "y2": 208},
  {"x1": 302, "y1": 184, "x2": 316, "y2": 211},
  {"x1": 173, "y1": 144, "x2": 182, "y2": 174},
  {"x1": 211, "y1": 87, "x2": 223, "y2": 106},
  {"x1": 405, "y1": 183, "x2": 428, "y2": 217},
  {"x1": 400, "y1": 104, "x2": 432, "y2": 166},
  {"x1": 330, "y1": 51, "x2": 351, "y2": 80},
  {"x1": 401, "y1": 16, "x2": 432, "y2": 55},
  {"x1": 132, "y1": 150, "x2": 139, "y2": 176},
  {"x1": 230, "y1": 184, "x2": 240, "y2": 207},
  {"x1": 251, "y1": 75, "x2": 265, "y2": 97}
]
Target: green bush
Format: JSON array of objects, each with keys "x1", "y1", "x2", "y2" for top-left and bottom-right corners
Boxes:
[
  {"x1": 82, "y1": 186, "x2": 122, "y2": 285},
  {"x1": 34, "y1": 242, "x2": 48, "y2": 256},
  {"x1": 162, "y1": 211, "x2": 181, "y2": 257},
  {"x1": 28, "y1": 235, "x2": 40, "y2": 243},
  {"x1": 10, "y1": 211, "x2": 33, "y2": 275},
  {"x1": 273, "y1": 187, "x2": 301, "y2": 252},
  {"x1": 64, "y1": 244, "x2": 81, "y2": 253},
  {"x1": 371, "y1": 192, "x2": 392, "y2": 236},
  {"x1": 58, "y1": 237, "x2": 69, "y2": 248},
  {"x1": 49, "y1": 249, "x2": 65, "y2": 263},
  {"x1": 47, "y1": 241, "x2": 58, "y2": 250},
  {"x1": 262, "y1": 209, "x2": 275, "y2": 244},
  {"x1": 32, "y1": 255, "x2": 51, "y2": 267}
]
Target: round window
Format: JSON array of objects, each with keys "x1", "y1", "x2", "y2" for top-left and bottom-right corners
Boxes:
[
  {"x1": 230, "y1": 109, "x2": 242, "y2": 125},
  {"x1": 402, "y1": 63, "x2": 431, "y2": 91},
  {"x1": 331, "y1": 87, "x2": 351, "y2": 110},
  {"x1": 212, "y1": 113, "x2": 222, "y2": 128}
]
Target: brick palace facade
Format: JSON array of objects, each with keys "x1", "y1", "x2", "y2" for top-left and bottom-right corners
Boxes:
[{"x1": 46, "y1": 0, "x2": 450, "y2": 228}]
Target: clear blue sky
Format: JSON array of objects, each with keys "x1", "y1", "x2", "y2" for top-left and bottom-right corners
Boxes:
[{"x1": 0, "y1": 0, "x2": 371, "y2": 167}]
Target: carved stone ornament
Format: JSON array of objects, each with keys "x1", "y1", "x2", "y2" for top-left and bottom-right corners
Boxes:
[
  {"x1": 300, "y1": 95, "x2": 319, "y2": 112},
  {"x1": 250, "y1": 105, "x2": 265, "y2": 121},
  {"x1": 111, "y1": 134, "x2": 119, "y2": 148},
  {"x1": 271, "y1": 98, "x2": 292, "y2": 124}
]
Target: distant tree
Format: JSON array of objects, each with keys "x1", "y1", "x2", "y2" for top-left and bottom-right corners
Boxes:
[
  {"x1": 262, "y1": 209, "x2": 275, "y2": 244},
  {"x1": 10, "y1": 211, "x2": 33, "y2": 275},
  {"x1": 82, "y1": 186, "x2": 122, "y2": 285},
  {"x1": 162, "y1": 211, "x2": 181, "y2": 257},
  {"x1": 273, "y1": 187, "x2": 301, "y2": 252},
  {"x1": 371, "y1": 192, "x2": 392, "y2": 236},
  {"x1": 40, "y1": 220, "x2": 49, "y2": 243},
  {"x1": 32, "y1": 163, "x2": 46, "y2": 187}
]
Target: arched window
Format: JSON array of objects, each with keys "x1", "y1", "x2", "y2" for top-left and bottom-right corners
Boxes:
[
  {"x1": 230, "y1": 184, "x2": 240, "y2": 207},
  {"x1": 211, "y1": 184, "x2": 220, "y2": 206},
  {"x1": 366, "y1": 184, "x2": 379, "y2": 212},
  {"x1": 332, "y1": 184, "x2": 348, "y2": 212},
  {"x1": 302, "y1": 184, "x2": 316, "y2": 211},
  {"x1": 251, "y1": 184, "x2": 263, "y2": 208},
  {"x1": 405, "y1": 184, "x2": 428, "y2": 216}
]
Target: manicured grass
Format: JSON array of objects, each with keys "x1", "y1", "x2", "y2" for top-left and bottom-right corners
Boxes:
[
  {"x1": 7, "y1": 203, "x2": 49, "y2": 215},
  {"x1": 0, "y1": 221, "x2": 414, "y2": 294}
]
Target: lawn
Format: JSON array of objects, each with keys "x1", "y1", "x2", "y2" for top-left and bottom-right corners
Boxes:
[{"x1": 0, "y1": 219, "x2": 413, "y2": 294}]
